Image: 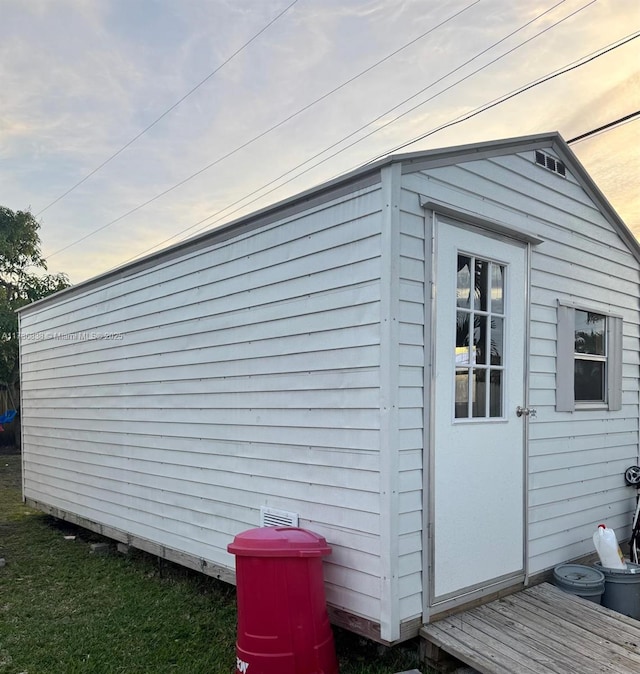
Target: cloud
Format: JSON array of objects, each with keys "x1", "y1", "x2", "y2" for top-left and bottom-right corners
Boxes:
[
  {"x1": 1, "y1": 0, "x2": 638, "y2": 283},
  {"x1": 573, "y1": 120, "x2": 640, "y2": 234},
  {"x1": 0, "y1": 4, "x2": 142, "y2": 166}
]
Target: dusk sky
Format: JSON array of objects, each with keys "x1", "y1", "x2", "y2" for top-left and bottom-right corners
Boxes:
[{"x1": 1, "y1": 0, "x2": 638, "y2": 284}]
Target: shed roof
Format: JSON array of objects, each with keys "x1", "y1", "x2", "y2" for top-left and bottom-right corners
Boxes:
[{"x1": 21, "y1": 132, "x2": 640, "y2": 314}]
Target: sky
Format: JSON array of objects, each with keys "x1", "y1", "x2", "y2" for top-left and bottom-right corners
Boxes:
[{"x1": 1, "y1": 0, "x2": 639, "y2": 284}]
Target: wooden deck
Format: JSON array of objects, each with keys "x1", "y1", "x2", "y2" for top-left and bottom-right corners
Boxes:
[{"x1": 420, "y1": 582, "x2": 640, "y2": 673}]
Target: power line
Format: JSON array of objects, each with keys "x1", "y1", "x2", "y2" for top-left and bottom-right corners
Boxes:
[
  {"x1": 51, "y1": 0, "x2": 573, "y2": 261},
  {"x1": 126, "y1": 1, "x2": 611, "y2": 260},
  {"x1": 567, "y1": 110, "x2": 640, "y2": 143},
  {"x1": 44, "y1": 0, "x2": 482, "y2": 259},
  {"x1": 152, "y1": 30, "x2": 638, "y2": 257},
  {"x1": 367, "y1": 33, "x2": 639, "y2": 159},
  {"x1": 35, "y1": 0, "x2": 301, "y2": 217}
]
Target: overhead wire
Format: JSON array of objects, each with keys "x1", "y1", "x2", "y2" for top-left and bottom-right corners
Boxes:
[
  {"x1": 365, "y1": 33, "x2": 639, "y2": 160},
  {"x1": 44, "y1": 0, "x2": 483, "y2": 259},
  {"x1": 121, "y1": 0, "x2": 614, "y2": 261},
  {"x1": 35, "y1": 0, "x2": 301, "y2": 217},
  {"x1": 49, "y1": 0, "x2": 585, "y2": 263},
  {"x1": 567, "y1": 110, "x2": 640, "y2": 144},
  {"x1": 155, "y1": 32, "x2": 637, "y2": 253}
]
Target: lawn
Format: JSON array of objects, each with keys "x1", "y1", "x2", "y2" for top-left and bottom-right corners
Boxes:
[{"x1": 0, "y1": 451, "x2": 428, "y2": 673}]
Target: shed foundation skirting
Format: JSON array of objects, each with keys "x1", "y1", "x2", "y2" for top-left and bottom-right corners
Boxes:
[
  {"x1": 24, "y1": 497, "x2": 421, "y2": 644},
  {"x1": 25, "y1": 498, "x2": 236, "y2": 584},
  {"x1": 22, "y1": 498, "x2": 609, "y2": 646}
]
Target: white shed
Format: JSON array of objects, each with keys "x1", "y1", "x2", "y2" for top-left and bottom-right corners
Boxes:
[{"x1": 19, "y1": 133, "x2": 640, "y2": 644}]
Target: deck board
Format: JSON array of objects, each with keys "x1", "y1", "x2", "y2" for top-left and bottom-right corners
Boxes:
[{"x1": 420, "y1": 583, "x2": 640, "y2": 674}]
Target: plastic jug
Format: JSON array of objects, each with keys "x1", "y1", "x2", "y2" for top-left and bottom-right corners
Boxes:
[{"x1": 593, "y1": 524, "x2": 626, "y2": 569}]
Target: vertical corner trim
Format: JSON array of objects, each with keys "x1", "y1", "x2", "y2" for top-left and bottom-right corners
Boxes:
[{"x1": 378, "y1": 162, "x2": 403, "y2": 642}]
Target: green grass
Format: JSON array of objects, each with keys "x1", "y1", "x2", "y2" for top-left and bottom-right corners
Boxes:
[{"x1": 0, "y1": 452, "x2": 428, "y2": 673}]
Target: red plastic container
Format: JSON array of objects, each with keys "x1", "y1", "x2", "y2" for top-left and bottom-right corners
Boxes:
[{"x1": 228, "y1": 527, "x2": 339, "y2": 674}]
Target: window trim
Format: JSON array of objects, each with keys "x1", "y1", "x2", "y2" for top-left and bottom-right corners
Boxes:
[{"x1": 556, "y1": 300, "x2": 623, "y2": 412}]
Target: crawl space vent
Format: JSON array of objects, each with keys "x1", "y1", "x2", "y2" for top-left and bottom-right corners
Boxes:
[
  {"x1": 260, "y1": 506, "x2": 299, "y2": 527},
  {"x1": 535, "y1": 150, "x2": 566, "y2": 177}
]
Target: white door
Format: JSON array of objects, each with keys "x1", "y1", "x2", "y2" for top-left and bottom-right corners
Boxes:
[{"x1": 431, "y1": 218, "x2": 527, "y2": 604}]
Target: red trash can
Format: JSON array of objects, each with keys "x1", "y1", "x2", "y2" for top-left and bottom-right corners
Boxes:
[{"x1": 228, "y1": 526, "x2": 339, "y2": 674}]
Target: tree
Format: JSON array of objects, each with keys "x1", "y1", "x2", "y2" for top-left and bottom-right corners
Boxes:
[{"x1": 0, "y1": 206, "x2": 70, "y2": 397}]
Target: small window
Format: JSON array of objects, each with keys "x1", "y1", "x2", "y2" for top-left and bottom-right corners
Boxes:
[
  {"x1": 556, "y1": 302, "x2": 623, "y2": 412},
  {"x1": 574, "y1": 310, "x2": 606, "y2": 402}
]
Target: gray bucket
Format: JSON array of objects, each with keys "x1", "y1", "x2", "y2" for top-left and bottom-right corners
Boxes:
[
  {"x1": 594, "y1": 561, "x2": 640, "y2": 619},
  {"x1": 553, "y1": 564, "x2": 605, "y2": 603}
]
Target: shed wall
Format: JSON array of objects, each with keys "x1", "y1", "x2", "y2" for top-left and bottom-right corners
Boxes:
[
  {"x1": 19, "y1": 139, "x2": 640, "y2": 642},
  {"x1": 403, "y1": 148, "x2": 640, "y2": 585},
  {"x1": 19, "y1": 183, "x2": 388, "y2": 626}
]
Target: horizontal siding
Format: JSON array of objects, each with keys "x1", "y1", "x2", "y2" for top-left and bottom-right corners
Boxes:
[
  {"x1": 397, "y1": 204, "x2": 425, "y2": 624},
  {"x1": 22, "y1": 368, "x2": 381, "y2": 399},
  {"x1": 22, "y1": 418, "x2": 380, "y2": 450},
  {"x1": 405, "y1": 149, "x2": 639, "y2": 578},
  {"x1": 20, "y1": 183, "x2": 387, "y2": 625},
  {"x1": 23, "y1": 261, "x2": 383, "y2": 366},
  {"x1": 23, "y1": 191, "x2": 384, "y2": 327}
]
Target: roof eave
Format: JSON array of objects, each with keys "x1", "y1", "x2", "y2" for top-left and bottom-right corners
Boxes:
[{"x1": 20, "y1": 132, "x2": 639, "y2": 314}]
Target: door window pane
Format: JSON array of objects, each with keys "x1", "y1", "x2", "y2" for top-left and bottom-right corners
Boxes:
[
  {"x1": 472, "y1": 369, "x2": 487, "y2": 418},
  {"x1": 456, "y1": 311, "x2": 471, "y2": 364},
  {"x1": 457, "y1": 256, "x2": 471, "y2": 308},
  {"x1": 473, "y1": 315, "x2": 488, "y2": 365},
  {"x1": 455, "y1": 369, "x2": 469, "y2": 418},
  {"x1": 491, "y1": 317, "x2": 504, "y2": 366},
  {"x1": 491, "y1": 264, "x2": 504, "y2": 314},
  {"x1": 490, "y1": 370, "x2": 502, "y2": 417},
  {"x1": 475, "y1": 259, "x2": 489, "y2": 311}
]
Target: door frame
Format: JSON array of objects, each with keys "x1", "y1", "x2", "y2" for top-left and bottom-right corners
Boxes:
[{"x1": 421, "y1": 202, "x2": 540, "y2": 619}]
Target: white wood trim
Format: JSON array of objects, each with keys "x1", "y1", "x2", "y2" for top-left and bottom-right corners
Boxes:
[
  {"x1": 522, "y1": 243, "x2": 533, "y2": 585},
  {"x1": 423, "y1": 207, "x2": 436, "y2": 623},
  {"x1": 420, "y1": 199, "x2": 544, "y2": 245},
  {"x1": 19, "y1": 312, "x2": 26, "y2": 499},
  {"x1": 557, "y1": 299, "x2": 623, "y2": 319},
  {"x1": 379, "y1": 163, "x2": 402, "y2": 642},
  {"x1": 607, "y1": 316, "x2": 623, "y2": 412}
]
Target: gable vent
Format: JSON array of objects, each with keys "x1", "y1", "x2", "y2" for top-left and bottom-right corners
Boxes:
[
  {"x1": 260, "y1": 506, "x2": 299, "y2": 527},
  {"x1": 535, "y1": 150, "x2": 566, "y2": 177}
]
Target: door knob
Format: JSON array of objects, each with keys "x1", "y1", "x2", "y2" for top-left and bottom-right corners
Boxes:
[{"x1": 516, "y1": 406, "x2": 537, "y2": 418}]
